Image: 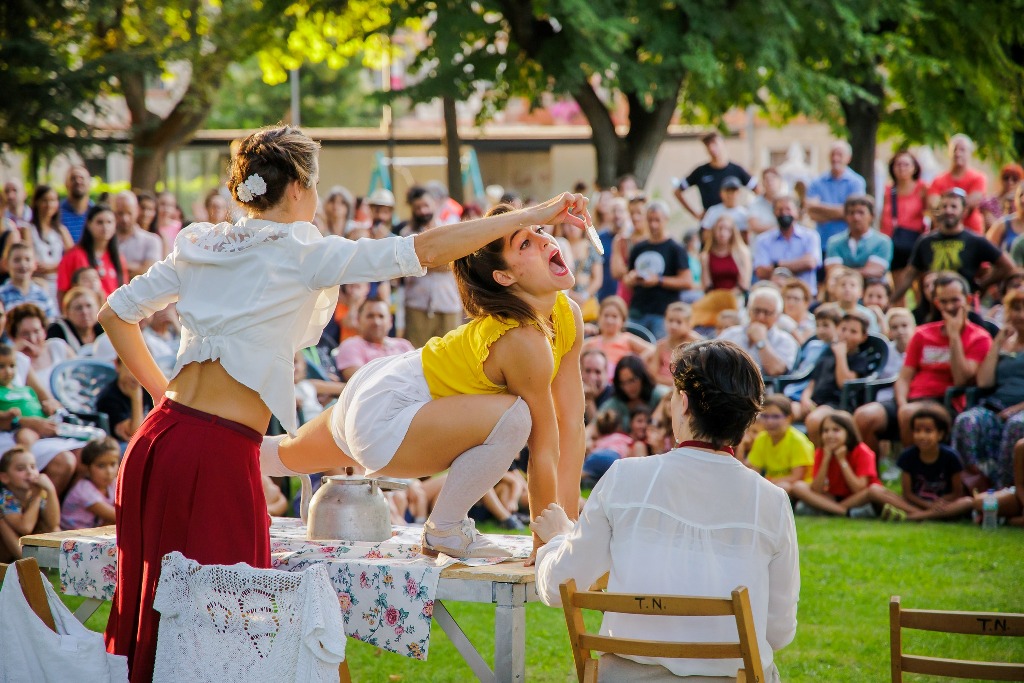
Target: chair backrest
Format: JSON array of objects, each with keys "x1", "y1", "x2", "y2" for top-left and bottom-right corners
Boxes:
[
  {"x1": 152, "y1": 551, "x2": 346, "y2": 682},
  {"x1": 624, "y1": 321, "x2": 657, "y2": 345},
  {"x1": 560, "y1": 579, "x2": 765, "y2": 683},
  {"x1": 890, "y1": 595, "x2": 1024, "y2": 682},
  {"x1": 0, "y1": 557, "x2": 56, "y2": 632},
  {"x1": 861, "y1": 333, "x2": 890, "y2": 378},
  {"x1": 49, "y1": 359, "x2": 118, "y2": 414}
]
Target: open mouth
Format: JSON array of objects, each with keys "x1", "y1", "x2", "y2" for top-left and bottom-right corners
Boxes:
[{"x1": 548, "y1": 249, "x2": 570, "y2": 277}]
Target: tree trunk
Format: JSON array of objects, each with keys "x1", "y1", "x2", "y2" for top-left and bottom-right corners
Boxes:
[
  {"x1": 621, "y1": 85, "x2": 683, "y2": 188},
  {"x1": 130, "y1": 145, "x2": 168, "y2": 192},
  {"x1": 442, "y1": 95, "x2": 464, "y2": 204},
  {"x1": 841, "y1": 79, "x2": 884, "y2": 197},
  {"x1": 572, "y1": 82, "x2": 623, "y2": 189}
]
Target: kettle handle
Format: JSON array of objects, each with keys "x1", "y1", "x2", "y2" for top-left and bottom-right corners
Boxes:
[{"x1": 299, "y1": 474, "x2": 313, "y2": 524}]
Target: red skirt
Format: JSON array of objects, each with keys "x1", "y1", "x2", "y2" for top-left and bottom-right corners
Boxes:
[{"x1": 104, "y1": 398, "x2": 269, "y2": 683}]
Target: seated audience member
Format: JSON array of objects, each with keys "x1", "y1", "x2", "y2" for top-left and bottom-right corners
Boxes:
[
  {"x1": 644, "y1": 396, "x2": 673, "y2": 456},
  {"x1": 8, "y1": 303, "x2": 73, "y2": 387},
  {"x1": 823, "y1": 194, "x2": 893, "y2": 280},
  {"x1": 873, "y1": 307, "x2": 916, "y2": 403},
  {"x1": 693, "y1": 214, "x2": 750, "y2": 328},
  {"x1": 644, "y1": 302, "x2": 702, "y2": 387},
  {"x1": 970, "y1": 440, "x2": 1024, "y2": 526},
  {"x1": 778, "y1": 279, "x2": 816, "y2": 345},
  {"x1": 112, "y1": 190, "x2": 163, "y2": 280},
  {"x1": 292, "y1": 351, "x2": 345, "y2": 426},
  {"x1": 623, "y1": 200, "x2": 692, "y2": 339},
  {"x1": 950, "y1": 286, "x2": 1024, "y2": 489},
  {"x1": 69, "y1": 266, "x2": 105, "y2": 302},
  {"x1": 719, "y1": 286, "x2": 799, "y2": 376},
  {"x1": 862, "y1": 278, "x2": 892, "y2": 335},
  {"x1": 854, "y1": 272, "x2": 991, "y2": 453},
  {"x1": 583, "y1": 408, "x2": 646, "y2": 485},
  {"x1": 715, "y1": 309, "x2": 740, "y2": 337},
  {"x1": 746, "y1": 395, "x2": 814, "y2": 497},
  {"x1": 583, "y1": 295, "x2": 654, "y2": 377},
  {"x1": 533, "y1": 340, "x2": 798, "y2": 682},
  {"x1": 682, "y1": 229, "x2": 703, "y2": 298},
  {"x1": 60, "y1": 437, "x2": 119, "y2": 530},
  {"x1": 47, "y1": 287, "x2": 103, "y2": 355},
  {"x1": 873, "y1": 407, "x2": 973, "y2": 522},
  {"x1": 335, "y1": 298, "x2": 414, "y2": 381},
  {"x1": 782, "y1": 304, "x2": 840, "y2": 403},
  {"x1": 985, "y1": 268, "x2": 1024, "y2": 328},
  {"x1": 96, "y1": 357, "x2": 153, "y2": 444},
  {"x1": 0, "y1": 446, "x2": 60, "y2": 561},
  {"x1": 601, "y1": 355, "x2": 669, "y2": 432},
  {"x1": 801, "y1": 311, "x2": 875, "y2": 443},
  {"x1": 141, "y1": 304, "x2": 180, "y2": 364},
  {"x1": 829, "y1": 267, "x2": 879, "y2": 334},
  {"x1": 700, "y1": 177, "x2": 750, "y2": 236},
  {"x1": 752, "y1": 194, "x2": 821, "y2": 296},
  {"x1": 0, "y1": 243, "x2": 58, "y2": 321},
  {"x1": 581, "y1": 347, "x2": 613, "y2": 425},
  {"x1": 56, "y1": 204, "x2": 126, "y2": 300},
  {"x1": 790, "y1": 410, "x2": 880, "y2": 516}
]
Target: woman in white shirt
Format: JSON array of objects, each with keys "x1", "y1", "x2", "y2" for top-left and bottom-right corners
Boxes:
[
  {"x1": 533, "y1": 340, "x2": 799, "y2": 682},
  {"x1": 97, "y1": 124, "x2": 593, "y2": 682}
]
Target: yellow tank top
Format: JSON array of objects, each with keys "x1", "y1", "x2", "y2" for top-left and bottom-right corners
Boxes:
[{"x1": 421, "y1": 291, "x2": 576, "y2": 399}]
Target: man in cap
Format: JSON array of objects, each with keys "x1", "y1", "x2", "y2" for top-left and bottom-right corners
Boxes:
[{"x1": 367, "y1": 188, "x2": 396, "y2": 238}]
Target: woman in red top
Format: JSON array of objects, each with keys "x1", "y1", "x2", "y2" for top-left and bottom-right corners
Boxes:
[
  {"x1": 790, "y1": 410, "x2": 880, "y2": 515},
  {"x1": 700, "y1": 214, "x2": 751, "y2": 293},
  {"x1": 881, "y1": 151, "x2": 929, "y2": 275},
  {"x1": 56, "y1": 205, "x2": 126, "y2": 301}
]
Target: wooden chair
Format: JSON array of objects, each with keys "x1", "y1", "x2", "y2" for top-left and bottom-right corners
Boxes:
[
  {"x1": 0, "y1": 557, "x2": 57, "y2": 632},
  {"x1": 560, "y1": 579, "x2": 764, "y2": 683},
  {"x1": 890, "y1": 595, "x2": 1024, "y2": 681}
]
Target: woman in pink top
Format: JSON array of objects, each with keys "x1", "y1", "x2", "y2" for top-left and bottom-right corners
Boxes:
[
  {"x1": 60, "y1": 438, "x2": 119, "y2": 530},
  {"x1": 582, "y1": 295, "x2": 653, "y2": 376},
  {"x1": 152, "y1": 191, "x2": 183, "y2": 255},
  {"x1": 881, "y1": 151, "x2": 929, "y2": 275}
]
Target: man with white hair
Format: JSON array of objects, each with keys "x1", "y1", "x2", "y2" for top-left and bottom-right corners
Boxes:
[
  {"x1": 805, "y1": 141, "x2": 867, "y2": 249},
  {"x1": 622, "y1": 200, "x2": 692, "y2": 339},
  {"x1": 718, "y1": 285, "x2": 799, "y2": 376},
  {"x1": 3, "y1": 178, "x2": 31, "y2": 227},
  {"x1": 927, "y1": 134, "x2": 987, "y2": 234},
  {"x1": 112, "y1": 191, "x2": 163, "y2": 279}
]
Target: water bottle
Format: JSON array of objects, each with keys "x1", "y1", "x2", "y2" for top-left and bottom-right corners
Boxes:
[{"x1": 982, "y1": 490, "x2": 998, "y2": 530}]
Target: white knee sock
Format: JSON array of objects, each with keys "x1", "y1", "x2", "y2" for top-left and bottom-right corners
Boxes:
[{"x1": 428, "y1": 398, "x2": 532, "y2": 530}]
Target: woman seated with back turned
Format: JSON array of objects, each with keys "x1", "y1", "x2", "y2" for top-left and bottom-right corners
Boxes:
[{"x1": 532, "y1": 340, "x2": 798, "y2": 682}]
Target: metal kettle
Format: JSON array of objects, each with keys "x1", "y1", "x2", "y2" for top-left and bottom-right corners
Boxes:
[{"x1": 304, "y1": 468, "x2": 407, "y2": 542}]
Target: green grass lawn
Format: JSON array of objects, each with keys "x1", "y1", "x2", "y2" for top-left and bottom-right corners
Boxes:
[{"x1": 54, "y1": 518, "x2": 1024, "y2": 682}]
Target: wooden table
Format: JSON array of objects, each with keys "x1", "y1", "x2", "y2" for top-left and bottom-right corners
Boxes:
[{"x1": 21, "y1": 527, "x2": 539, "y2": 683}]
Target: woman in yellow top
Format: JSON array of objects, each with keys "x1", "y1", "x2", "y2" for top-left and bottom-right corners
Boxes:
[{"x1": 266, "y1": 205, "x2": 586, "y2": 557}]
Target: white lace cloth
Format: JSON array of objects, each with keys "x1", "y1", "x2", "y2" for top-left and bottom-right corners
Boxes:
[
  {"x1": 106, "y1": 218, "x2": 426, "y2": 434},
  {"x1": 152, "y1": 551, "x2": 345, "y2": 683}
]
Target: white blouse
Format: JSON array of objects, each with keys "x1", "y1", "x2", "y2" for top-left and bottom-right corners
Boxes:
[
  {"x1": 107, "y1": 218, "x2": 426, "y2": 434},
  {"x1": 536, "y1": 447, "x2": 800, "y2": 678}
]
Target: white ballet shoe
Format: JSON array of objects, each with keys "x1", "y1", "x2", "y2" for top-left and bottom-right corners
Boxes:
[{"x1": 421, "y1": 518, "x2": 510, "y2": 559}]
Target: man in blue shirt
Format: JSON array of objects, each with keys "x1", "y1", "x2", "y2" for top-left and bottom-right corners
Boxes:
[
  {"x1": 59, "y1": 165, "x2": 94, "y2": 243},
  {"x1": 753, "y1": 196, "x2": 822, "y2": 295},
  {"x1": 806, "y1": 141, "x2": 867, "y2": 249},
  {"x1": 824, "y1": 194, "x2": 894, "y2": 280}
]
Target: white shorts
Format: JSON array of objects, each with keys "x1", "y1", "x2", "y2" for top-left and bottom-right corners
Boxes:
[{"x1": 329, "y1": 349, "x2": 431, "y2": 476}]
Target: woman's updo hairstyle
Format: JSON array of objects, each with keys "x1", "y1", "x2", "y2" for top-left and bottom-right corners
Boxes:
[
  {"x1": 452, "y1": 203, "x2": 550, "y2": 334},
  {"x1": 670, "y1": 339, "x2": 764, "y2": 450},
  {"x1": 227, "y1": 125, "x2": 320, "y2": 213}
]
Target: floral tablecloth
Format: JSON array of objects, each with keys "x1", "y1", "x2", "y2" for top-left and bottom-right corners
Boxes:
[{"x1": 59, "y1": 518, "x2": 533, "y2": 659}]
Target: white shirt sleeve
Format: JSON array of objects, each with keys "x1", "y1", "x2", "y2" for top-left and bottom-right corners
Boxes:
[
  {"x1": 106, "y1": 253, "x2": 180, "y2": 324},
  {"x1": 535, "y1": 470, "x2": 616, "y2": 607},
  {"x1": 304, "y1": 234, "x2": 426, "y2": 290},
  {"x1": 765, "y1": 498, "x2": 800, "y2": 650}
]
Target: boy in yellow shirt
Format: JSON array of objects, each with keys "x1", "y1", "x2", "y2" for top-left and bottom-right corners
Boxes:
[{"x1": 745, "y1": 395, "x2": 815, "y2": 498}]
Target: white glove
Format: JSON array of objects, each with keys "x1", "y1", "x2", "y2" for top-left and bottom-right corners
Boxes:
[
  {"x1": 530, "y1": 503, "x2": 574, "y2": 543},
  {"x1": 258, "y1": 435, "x2": 303, "y2": 477}
]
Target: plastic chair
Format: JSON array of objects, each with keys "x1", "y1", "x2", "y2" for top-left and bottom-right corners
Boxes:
[
  {"x1": 152, "y1": 551, "x2": 348, "y2": 683},
  {"x1": 0, "y1": 557, "x2": 56, "y2": 633},
  {"x1": 889, "y1": 595, "x2": 1024, "y2": 681},
  {"x1": 560, "y1": 579, "x2": 764, "y2": 683},
  {"x1": 49, "y1": 359, "x2": 117, "y2": 434},
  {"x1": 624, "y1": 321, "x2": 657, "y2": 345},
  {"x1": 766, "y1": 335, "x2": 821, "y2": 394}
]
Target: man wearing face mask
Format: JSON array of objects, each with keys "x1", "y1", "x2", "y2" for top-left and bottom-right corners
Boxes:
[
  {"x1": 893, "y1": 189, "x2": 1015, "y2": 303},
  {"x1": 400, "y1": 185, "x2": 464, "y2": 347},
  {"x1": 752, "y1": 195, "x2": 821, "y2": 295}
]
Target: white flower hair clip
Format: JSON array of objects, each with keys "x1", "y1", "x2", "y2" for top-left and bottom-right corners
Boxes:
[{"x1": 236, "y1": 174, "x2": 267, "y2": 203}]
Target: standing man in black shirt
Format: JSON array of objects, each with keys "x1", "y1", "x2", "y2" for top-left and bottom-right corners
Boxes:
[
  {"x1": 893, "y1": 188, "x2": 1015, "y2": 301},
  {"x1": 674, "y1": 131, "x2": 756, "y2": 222},
  {"x1": 622, "y1": 201, "x2": 692, "y2": 338}
]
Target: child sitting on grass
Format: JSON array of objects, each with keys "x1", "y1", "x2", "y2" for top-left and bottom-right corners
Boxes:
[
  {"x1": 60, "y1": 437, "x2": 119, "y2": 530},
  {"x1": 790, "y1": 410, "x2": 881, "y2": 516},
  {"x1": 645, "y1": 302, "x2": 703, "y2": 386},
  {"x1": 744, "y1": 395, "x2": 814, "y2": 497},
  {"x1": 801, "y1": 311, "x2": 876, "y2": 443},
  {"x1": 0, "y1": 446, "x2": 59, "y2": 561}
]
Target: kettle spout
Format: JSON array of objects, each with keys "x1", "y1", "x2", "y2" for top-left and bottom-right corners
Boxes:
[{"x1": 299, "y1": 474, "x2": 313, "y2": 524}]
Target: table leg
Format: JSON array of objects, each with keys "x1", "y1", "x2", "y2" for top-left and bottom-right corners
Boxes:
[
  {"x1": 493, "y1": 583, "x2": 526, "y2": 683},
  {"x1": 73, "y1": 597, "x2": 103, "y2": 624},
  {"x1": 433, "y1": 600, "x2": 495, "y2": 683}
]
